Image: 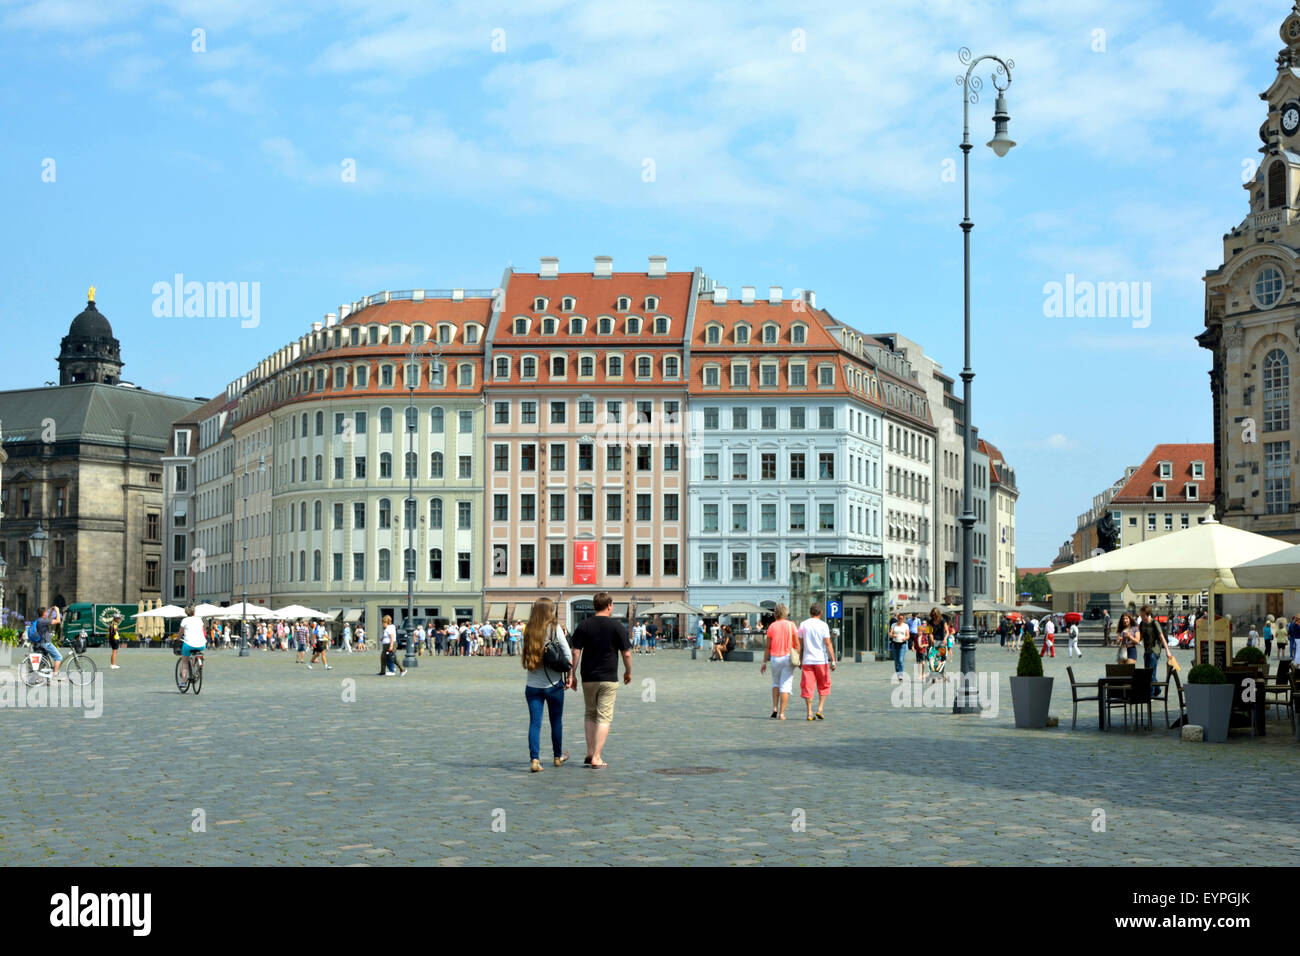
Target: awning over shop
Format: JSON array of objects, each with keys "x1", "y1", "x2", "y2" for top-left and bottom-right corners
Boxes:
[
  {"x1": 612, "y1": 603, "x2": 629, "y2": 618},
  {"x1": 342, "y1": 608, "x2": 364, "y2": 623},
  {"x1": 486, "y1": 602, "x2": 507, "y2": 619},
  {"x1": 504, "y1": 603, "x2": 517, "y2": 621}
]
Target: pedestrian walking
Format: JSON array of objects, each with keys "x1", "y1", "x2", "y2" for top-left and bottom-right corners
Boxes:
[
  {"x1": 913, "y1": 615, "x2": 931, "y2": 681},
  {"x1": 1068, "y1": 621, "x2": 1082, "y2": 658},
  {"x1": 342, "y1": 622, "x2": 353, "y2": 654},
  {"x1": 568, "y1": 592, "x2": 631, "y2": 769},
  {"x1": 1288, "y1": 614, "x2": 1300, "y2": 661},
  {"x1": 308, "y1": 620, "x2": 332, "y2": 670},
  {"x1": 1263, "y1": 618, "x2": 1274, "y2": 659},
  {"x1": 760, "y1": 604, "x2": 798, "y2": 719},
  {"x1": 1138, "y1": 605, "x2": 1173, "y2": 699},
  {"x1": 1102, "y1": 609, "x2": 1112, "y2": 646},
  {"x1": 107, "y1": 611, "x2": 123, "y2": 670},
  {"x1": 522, "y1": 597, "x2": 572, "y2": 773},
  {"x1": 379, "y1": 615, "x2": 406, "y2": 676},
  {"x1": 355, "y1": 624, "x2": 366, "y2": 652},
  {"x1": 889, "y1": 613, "x2": 909, "y2": 677},
  {"x1": 797, "y1": 604, "x2": 836, "y2": 720},
  {"x1": 1248, "y1": 622, "x2": 1260, "y2": 647},
  {"x1": 294, "y1": 621, "x2": 308, "y2": 663},
  {"x1": 1039, "y1": 616, "x2": 1056, "y2": 658},
  {"x1": 1116, "y1": 612, "x2": 1140, "y2": 663}
]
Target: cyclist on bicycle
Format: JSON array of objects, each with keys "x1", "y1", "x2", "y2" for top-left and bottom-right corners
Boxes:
[
  {"x1": 27, "y1": 606, "x2": 64, "y2": 680},
  {"x1": 178, "y1": 605, "x2": 206, "y2": 679}
]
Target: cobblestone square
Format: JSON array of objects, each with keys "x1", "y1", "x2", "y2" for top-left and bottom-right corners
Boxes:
[{"x1": 1, "y1": 643, "x2": 1295, "y2": 866}]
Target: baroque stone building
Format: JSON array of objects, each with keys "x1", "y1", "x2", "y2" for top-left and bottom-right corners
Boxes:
[
  {"x1": 0, "y1": 294, "x2": 200, "y2": 618},
  {"x1": 1200, "y1": 6, "x2": 1300, "y2": 620}
]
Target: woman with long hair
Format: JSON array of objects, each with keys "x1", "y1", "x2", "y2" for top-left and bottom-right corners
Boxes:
[
  {"x1": 521, "y1": 598, "x2": 571, "y2": 773},
  {"x1": 760, "y1": 604, "x2": 799, "y2": 719},
  {"x1": 1116, "y1": 611, "x2": 1139, "y2": 662}
]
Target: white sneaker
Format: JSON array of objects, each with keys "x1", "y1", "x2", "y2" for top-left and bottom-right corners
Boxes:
[
  {"x1": 325, "y1": 665, "x2": 333, "y2": 670},
  {"x1": 306, "y1": 664, "x2": 313, "y2": 669},
  {"x1": 110, "y1": 665, "x2": 120, "y2": 670}
]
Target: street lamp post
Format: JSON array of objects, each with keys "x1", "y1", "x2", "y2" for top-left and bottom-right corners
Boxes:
[
  {"x1": 0, "y1": 553, "x2": 8, "y2": 626},
  {"x1": 29, "y1": 523, "x2": 48, "y2": 621},
  {"x1": 239, "y1": 450, "x2": 267, "y2": 658},
  {"x1": 954, "y1": 48, "x2": 1015, "y2": 714},
  {"x1": 404, "y1": 335, "x2": 443, "y2": 669}
]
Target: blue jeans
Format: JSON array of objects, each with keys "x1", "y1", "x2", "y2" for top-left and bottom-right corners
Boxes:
[
  {"x1": 890, "y1": 641, "x2": 906, "y2": 674},
  {"x1": 1144, "y1": 650, "x2": 1161, "y2": 695},
  {"x1": 525, "y1": 683, "x2": 565, "y2": 761},
  {"x1": 36, "y1": 640, "x2": 62, "y2": 662}
]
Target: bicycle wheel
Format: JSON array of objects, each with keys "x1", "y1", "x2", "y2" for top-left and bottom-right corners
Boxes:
[
  {"x1": 18, "y1": 656, "x2": 43, "y2": 687},
  {"x1": 175, "y1": 657, "x2": 190, "y2": 693},
  {"x1": 66, "y1": 655, "x2": 96, "y2": 687},
  {"x1": 191, "y1": 658, "x2": 203, "y2": 695}
]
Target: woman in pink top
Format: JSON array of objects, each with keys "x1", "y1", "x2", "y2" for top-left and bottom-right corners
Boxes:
[{"x1": 760, "y1": 604, "x2": 800, "y2": 720}]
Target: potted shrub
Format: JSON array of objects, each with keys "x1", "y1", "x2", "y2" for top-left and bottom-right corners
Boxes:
[
  {"x1": 1186, "y1": 663, "x2": 1233, "y2": 743},
  {"x1": 1010, "y1": 634, "x2": 1053, "y2": 729},
  {"x1": 1233, "y1": 645, "x2": 1267, "y2": 676}
]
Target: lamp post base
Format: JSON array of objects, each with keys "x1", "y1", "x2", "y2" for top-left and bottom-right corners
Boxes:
[
  {"x1": 952, "y1": 627, "x2": 982, "y2": 713},
  {"x1": 239, "y1": 644, "x2": 250, "y2": 658}
]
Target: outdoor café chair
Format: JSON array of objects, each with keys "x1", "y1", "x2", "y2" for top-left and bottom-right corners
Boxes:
[
  {"x1": 1103, "y1": 664, "x2": 1134, "y2": 730},
  {"x1": 1066, "y1": 666, "x2": 1099, "y2": 730},
  {"x1": 1263, "y1": 659, "x2": 1292, "y2": 719},
  {"x1": 1164, "y1": 667, "x2": 1188, "y2": 730},
  {"x1": 1125, "y1": 668, "x2": 1153, "y2": 731}
]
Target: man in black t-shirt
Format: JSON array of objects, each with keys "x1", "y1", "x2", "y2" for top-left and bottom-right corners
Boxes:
[{"x1": 569, "y1": 592, "x2": 632, "y2": 769}]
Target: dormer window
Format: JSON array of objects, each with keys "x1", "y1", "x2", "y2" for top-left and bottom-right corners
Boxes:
[
  {"x1": 791, "y1": 323, "x2": 806, "y2": 345},
  {"x1": 635, "y1": 355, "x2": 652, "y2": 378},
  {"x1": 735, "y1": 325, "x2": 750, "y2": 345},
  {"x1": 569, "y1": 317, "x2": 584, "y2": 335},
  {"x1": 533, "y1": 296, "x2": 548, "y2": 312},
  {"x1": 494, "y1": 356, "x2": 510, "y2": 380},
  {"x1": 1158, "y1": 461, "x2": 1172, "y2": 480},
  {"x1": 390, "y1": 324, "x2": 403, "y2": 344},
  {"x1": 654, "y1": 317, "x2": 669, "y2": 334},
  {"x1": 1153, "y1": 482, "x2": 1166, "y2": 501},
  {"x1": 464, "y1": 325, "x2": 479, "y2": 344},
  {"x1": 616, "y1": 296, "x2": 630, "y2": 311},
  {"x1": 1191, "y1": 460, "x2": 1205, "y2": 479},
  {"x1": 644, "y1": 295, "x2": 659, "y2": 310},
  {"x1": 561, "y1": 296, "x2": 576, "y2": 311},
  {"x1": 627, "y1": 317, "x2": 641, "y2": 334},
  {"x1": 762, "y1": 324, "x2": 777, "y2": 344},
  {"x1": 513, "y1": 317, "x2": 528, "y2": 334},
  {"x1": 522, "y1": 357, "x2": 537, "y2": 379},
  {"x1": 598, "y1": 317, "x2": 613, "y2": 334},
  {"x1": 412, "y1": 325, "x2": 426, "y2": 345},
  {"x1": 1185, "y1": 483, "x2": 1199, "y2": 500},
  {"x1": 551, "y1": 355, "x2": 567, "y2": 377},
  {"x1": 664, "y1": 356, "x2": 679, "y2": 378},
  {"x1": 438, "y1": 324, "x2": 453, "y2": 344},
  {"x1": 705, "y1": 325, "x2": 721, "y2": 345},
  {"x1": 542, "y1": 317, "x2": 558, "y2": 335}
]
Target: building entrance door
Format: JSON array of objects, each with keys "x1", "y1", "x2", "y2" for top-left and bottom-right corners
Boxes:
[
  {"x1": 1267, "y1": 592, "x2": 1284, "y2": 620},
  {"x1": 841, "y1": 596, "x2": 871, "y2": 659}
]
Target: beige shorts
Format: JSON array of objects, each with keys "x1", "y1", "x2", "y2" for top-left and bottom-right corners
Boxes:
[{"x1": 582, "y1": 681, "x2": 619, "y2": 725}]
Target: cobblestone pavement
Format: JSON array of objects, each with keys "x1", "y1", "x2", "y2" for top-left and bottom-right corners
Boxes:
[{"x1": 0, "y1": 643, "x2": 1295, "y2": 866}]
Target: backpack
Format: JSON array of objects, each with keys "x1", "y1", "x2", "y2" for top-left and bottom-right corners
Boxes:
[
  {"x1": 26, "y1": 620, "x2": 39, "y2": 643},
  {"x1": 541, "y1": 625, "x2": 570, "y2": 679}
]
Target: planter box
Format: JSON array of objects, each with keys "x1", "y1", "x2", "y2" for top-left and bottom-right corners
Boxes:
[
  {"x1": 1009, "y1": 676, "x2": 1054, "y2": 729},
  {"x1": 1186, "y1": 683, "x2": 1234, "y2": 743}
]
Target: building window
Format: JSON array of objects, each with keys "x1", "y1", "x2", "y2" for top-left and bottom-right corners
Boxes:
[
  {"x1": 606, "y1": 493, "x2": 622, "y2": 521},
  {"x1": 430, "y1": 452, "x2": 444, "y2": 478},
  {"x1": 731, "y1": 364, "x2": 748, "y2": 388},
  {"x1": 760, "y1": 502, "x2": 776, "y2": 532},
  {"x1": 458, "y1": 500, "x2": 472, "y2": 530},
  {"x1": 1264, "y1": 349, "x2": 1290, "y2": 432},
  {"x1": 704, "y1": 366, "x2": 720, "y2": 387},
  {"x1": 521, "y1": 494, "x2": 536, "y2": 521},
  {"x1": 703, "y1": 407, "x2": 719, "y2": 430},
  {"x1": 732, "y1": 452, "x2": 748, "y2": 481},
  {"x1": 494, "y1": 494, "x2": 509, "y2": 521},
  {"x1": 550, "y1": 544, "x2": 565, "y2": 576},
  {"x1": 550, "y1": 401, "x2": 566, "y2": 424},
  {"x1": 607, "y1": 445, "x2": 623, "y2": 471},
  {"x1": 578, "y1": 443, "x2": 594, "y2": 471},
  {"x1": 605, "y1": 544, "x2": 621, "y2": 576},
  {"x1": 636, "y1": 545, "x2": 652, "y2": 576},
  {"x1": 355, "y1": 456, "x2": 367, "y2": 479},
  {"x1": 429, "y1": 549, "x2": 442, "y2": 580},
  {"x1": 517, "y1": 545, "x2": 533, "y2": 577},
  {"x1": 550, "y1": 494, "x2": 566, "y2": 522},
  {"x1": 702, "y1": 551, "x2": 719, "y2": 580},
  {"x1": 789, "y1": 364, "x2": 806, "y2": 388},
  {"x1": 458, "y1": 552, "x2": 471, "y2": 581},
  {"x1": 637, "y1": 445, "x2": 652, "y2": 471},
  {"x1": 732, "y1": 503, "x2": 748, "y2": 532},
  {"x1": 380, "y1": 452, "x2": 392, "y2": 479},
  {"x1": 1152, "y1": 483, "x2": 1165, "y2": 501},
  {"x1": 521, "y1": 444, "x2": 536, "y2": 471},
  {"x1": 818, "y1": 503, "x2": 835, "y2": 531},
  {"x1": 1265, "y1": 440, "x2": 1292, "y2": 514},
  {"x1": 379, "y1": 498, "x2": 392, "y2": 529},
  {"x1": 578, "y1": 494, "x2": 593, "y2": 521},
  {"x1": 790, "y1": 453, "x2": 806, "y2": 480},
  {"x1": 664, "y1": 444, "x2": 679, "y2": 471},
  {"x1": 458, "y1": 456, "x2": 472, "y2": 479},
  {"x1": 818, "y1": 406, "x2": 834, "y2": 429},
  {"x1": 552, "y1": 356, "x2": 567, "y2": 378},
  {"x1": 731, "y1": 551, "x2": 748, "y2": 580},
  {"x1": 146, "y1": 512, "x2": 160, "y2": 540},
  {"x1": 761, "y1": 453, "x2": 776, "y2": 480},
  {"x1": 1164, "y1": 513, "x2": 1173, "y2": 531},
  {"x1": 636, "y1": 494, "x2": 652, "y2": 521},
  {"x1": 664, "y1": 494, "x2": 679, "y2": 521},
  {"x1": 819, "y1": 453, "x2": 835, "y2": 480},
  {"x1": 760, "y1": 551, "x2": 776, "y2": 580},
  {"x1": 663, "y1": 544, "x2": 679, "y2": 576},
  {"x1": 1147, "y1": 513, "x2": 1156, "y2": 531},
  {"x1": 145, "y1": 559, "x2": 159, "y2": 589},
  {"x1": 494, "y1": 401, "x2": 510, "y2": 424},
  {"x1": 790, "y1": 407, "x2": 805, "y2": 429},
  {"x1": 522, "y1": 357, "x2": 537, "y2": 379},
  {"x1": 494, "y1": 444, "x2": 509, "y2": 471}
]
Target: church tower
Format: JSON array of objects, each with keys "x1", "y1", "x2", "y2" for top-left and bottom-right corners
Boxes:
[{"x1": 58, "y1": 287, "x2": 123, "y2": 386}]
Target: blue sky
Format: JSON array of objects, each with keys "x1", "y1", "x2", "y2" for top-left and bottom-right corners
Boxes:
[{"x1": 2, "y1": 0, "x2": 1290, "y2": 565}]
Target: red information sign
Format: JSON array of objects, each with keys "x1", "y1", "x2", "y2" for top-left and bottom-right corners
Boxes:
[{"x1": 573, "y1": 540, "x2": 597, "y2": 585}]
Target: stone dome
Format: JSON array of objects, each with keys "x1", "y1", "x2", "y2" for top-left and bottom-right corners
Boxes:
[{"x1": 69, "y1": 299, "x2": 113, "y2": 339}]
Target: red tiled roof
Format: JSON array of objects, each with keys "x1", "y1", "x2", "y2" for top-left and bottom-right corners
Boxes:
[
  {"x1": 496, "y1": 271, "x2": 695, "y2": 347},
  {"x1": 1111, "y1": 443, "x2": 1214, "y2": 505}
]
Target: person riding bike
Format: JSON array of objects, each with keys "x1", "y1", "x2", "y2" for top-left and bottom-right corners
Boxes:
[
  {"x1": 27, "y1": 606, "x2": 64, "y2": 680},
  {"x1": 178, "y1": 605, "x2": 207, "y2": 681}
]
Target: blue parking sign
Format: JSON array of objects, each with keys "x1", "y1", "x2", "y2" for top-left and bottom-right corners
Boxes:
[{"x1": 827, "y1": 600, "x2": 842, "y2": 620}]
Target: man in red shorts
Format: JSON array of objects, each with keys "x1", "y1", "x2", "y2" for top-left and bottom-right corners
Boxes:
[{"x1": 796, "y1": 604, "x2": 837, "y2": 720}]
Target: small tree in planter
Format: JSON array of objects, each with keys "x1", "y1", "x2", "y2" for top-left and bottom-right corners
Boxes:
[
  {"x1": 1010, "y1": 633, "x2": 1053, "y2": 728},
  {"x1": 1186, "y1": 663, "x2": 1233, "y2": 743},
  {"x1": 1233, "y1": 645, "x2": 1267, "y2": 674}
]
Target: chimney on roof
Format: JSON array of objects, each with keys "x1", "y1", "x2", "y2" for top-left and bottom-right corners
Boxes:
[
  {"x1": 339, "y1": 305, "x2": 350, "y2": 319},
  {"x1": 648, "y1": 255, "x2": 667, "y2": 277},
  {"x1": 311, "y1": 321, "x2": 323, "y2": 332},
  {"x1": 594, "y1": 255, "x2": 613, "y2": 278},
  {"x1": 540, "y1": 256, "x2": 559, "y2": 278},
  {"x1": 713, "y1": 286, "x2": 728, "y2": 304},
  {"x1": 803, "y1": 289, "x2": 816, "y2": 308},
  {"x1": 741, "y1": 285, "x2": 755, "y2": 304},
  {"x1": 325, "y1": 313, "x2": 337, "y2": 327},
  {"x1": 451, "y1": 289, "x2": 464, "y2": 301},
  {"x1": 412, "y1": 289, "x2": 425, "y2": 301},
  {"x1": 768, "y1": 286, "x2": 782, "y2": 304}
]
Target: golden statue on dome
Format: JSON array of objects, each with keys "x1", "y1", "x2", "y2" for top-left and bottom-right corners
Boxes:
[{"x1": 88, "y1": 285, "x2": 96, "y2": 303}]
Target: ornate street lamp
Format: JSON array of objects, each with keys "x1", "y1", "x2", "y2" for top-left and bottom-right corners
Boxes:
[
  {"x1": 29, "y1": 524, "x2": 48, "y2": 618},
  {"x1": 954, "y1": 48, "x2": 1015, "y2": 713}
]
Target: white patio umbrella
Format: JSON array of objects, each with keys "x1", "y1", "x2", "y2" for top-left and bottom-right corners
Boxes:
[
  {"x1": 133, "y1": 604, "x2": 186, "y2": 618},
  {"x1": 1047, "y1": 520, "x2": 1292, "y2": 614},
  {"x1": 210, "y1": 602, "x2": 278, "y2": 619},
  {"x1": 1229, "y1": 542, "x2": 1300, "y2": 590},
  {"x1": 272, "y1": 604, "x2": 330, "y2": 620},
  {"x1": 192, "y1": 603, "x2": 225, "y2": 618},
  {"x1": 717, "y1": 601, "x2": 765, "y2": 616},
  {"x1": 643, "y1": 601, "x2": 704, "y2": 616}
]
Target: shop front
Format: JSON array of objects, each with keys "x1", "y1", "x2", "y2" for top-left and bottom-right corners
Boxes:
[{"x1": 790, "y1": 554, "x2": 889, "y2": 661}]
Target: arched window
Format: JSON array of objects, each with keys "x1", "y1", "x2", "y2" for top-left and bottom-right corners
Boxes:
[
  {"x1": 405, "y1": 451, "x2": 417, "y2": 479},
  {"x1": 522, "y1": 357, "x2": 537, "y2": 378},
  {"x1": 378, "y1": 548, "x2": 391, "y2": 581},
  {"x1": 404, "y1": 497, "x2": 417, "y2": 527},
  {"x1": 627, "y1": 317, "x2": 641, "y2": 334},
  {"x1": 378, "y1": 498, "x2": 391, "y2": 528},
  {"x1": 429, "y1": 498, "x2": 444, "y2": 529},
  {"x1": 513, "y1": 318, "x2": 528, "y2": 334},
  {"x1": 1264, "y1": 348, "x2": 1291, "y2": 432},
  {"x1": 315, "y1": 411, "x2": 324, "y2": 435},
  {"x1": 655, "y1": 317, "x2": 669, "y2": 334},
  {"x1": 299, "y1": 550, "x2": 306, "y2": 581},
  {"x1": 405, "y1": 406, "x2": 418, "y2": 432},
  {"x1": 1269, "y1": 160, "x2": 1287, "y2": 209},
  {"x1": 299, "y1": 501, "x2": 306, "y2": 528},
  {"x1": 380, "y1": 407, "x2": 393, "y2": 433},
  {"x1": 430, "y1": 407, "x2": 444, "y2": 433},
  {"x1": 599, "y1": 317, "x2": 613, "y2": 334},
  {"x1": 542, "y1": 318, "x2": 557, "y2": 334},
  {"x1": 561, "y1": 296, "x2": 576, "y2": 311},
  {"x1": 380, "y1": 452, "x2": 392, "y2": 478},
  {"x1": 313, "y1": 550, "x2": 322, "y2": 581},
  {"x1": 706, "y1": 325, "x2": 721, "y2": 345},
  {"x1": 616, "y1": 296, "x2": 630, "y2": 311},
  {"x1": 313, "y1": 500, "x2": 322, "y2": 530},
  {"x1": 791, "y1": 323, "x2": 807, "y2": 345},
  {"x1": 430, "y1": 452, "x2": 444, "y2": 478},
  {"x1": 314, "y1": 455, "x2": 323, "y2": 481},
  {"x1": 429, "y1": 548, "x2": 443, "y2": 579}
]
